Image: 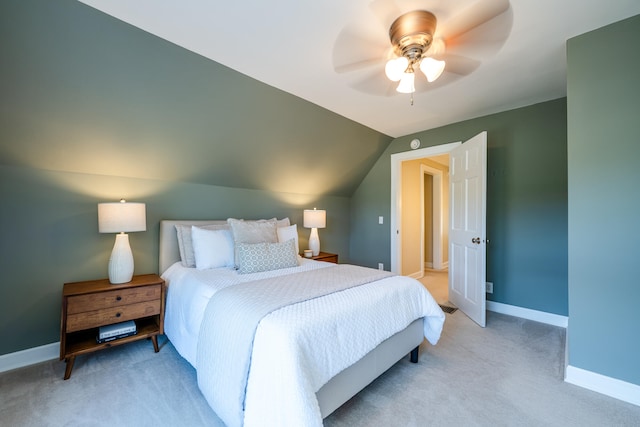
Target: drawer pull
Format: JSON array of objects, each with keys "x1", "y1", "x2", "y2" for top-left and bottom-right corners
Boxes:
[
  {"x1": 116, "y1": 312, "x2": 121, "y2": 318},
  {"x1": 116, "y1": 296, "x2": 122, "y2": 301}
]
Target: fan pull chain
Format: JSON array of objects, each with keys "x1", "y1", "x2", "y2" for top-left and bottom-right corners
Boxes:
[{"x1": 410, "y1": 92, "x2": 414, "y2": 106}]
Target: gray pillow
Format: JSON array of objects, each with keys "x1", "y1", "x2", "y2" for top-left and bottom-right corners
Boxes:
[{"x1": 227, "y1": 218, "x2": 278, "y2": 245}]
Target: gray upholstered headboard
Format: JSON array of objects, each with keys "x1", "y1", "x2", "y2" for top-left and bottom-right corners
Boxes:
[{"x1": 158, "y1": 220, "x2": 228, "y2": 275}]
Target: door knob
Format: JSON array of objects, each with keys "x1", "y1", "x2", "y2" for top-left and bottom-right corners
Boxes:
[{"x1": 471, "y1": 237, "x2": 481, "y2": 244}]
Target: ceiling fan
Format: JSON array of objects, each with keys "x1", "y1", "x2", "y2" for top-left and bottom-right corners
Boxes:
[{"x1": 332, "y1": 0, "x2": 513, "y2": 100}]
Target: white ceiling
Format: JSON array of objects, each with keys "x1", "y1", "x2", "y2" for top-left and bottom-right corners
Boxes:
[{"x1": 78, "y1": 0, "x2": 640, "y2": 138}]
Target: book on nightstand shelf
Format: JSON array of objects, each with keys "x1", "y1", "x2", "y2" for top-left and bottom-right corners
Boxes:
[{"x1": 96, "y1": 320, "x2": 137, "y2": 343}]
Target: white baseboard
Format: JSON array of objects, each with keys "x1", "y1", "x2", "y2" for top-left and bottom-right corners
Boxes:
[
  {"x1": 423, "y1": 262, "x2": 449, "y2": 270},
  {"x1": 486, "y1": 302, "x2": 640, "y2": 407},
  {"x1": 487, "y1": 301, "x2": 568, "y2": 328},
  {"x1": 565, "y1": 365, "x2": 640, "y2": 407},
  {"x1": 407, "y1": 271, "x2": 423, "y2": 279},
  {"x1": 0, "y1": 342, "x2": 59, "y2": 374}
]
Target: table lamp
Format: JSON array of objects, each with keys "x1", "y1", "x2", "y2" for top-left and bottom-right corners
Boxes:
[
  {"x1": 98, "y1": 199, "x2": 146, "y2": 284},
  {"x1": 303, "y1": 208, "x2": 326, "y2": 256}
]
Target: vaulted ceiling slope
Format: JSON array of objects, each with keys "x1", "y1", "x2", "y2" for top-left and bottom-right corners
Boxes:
[
  {"x1": 78, "y1": 0, "x2": 640, "y2": 137},
  {"x1": 1, "y1": 1, "x2": 391, "y2": 197}
]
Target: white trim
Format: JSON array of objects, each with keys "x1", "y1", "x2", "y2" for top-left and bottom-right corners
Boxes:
[
  {"x1": 487, "y1": 301, "x2": 568, "y2": 328},
  {"x1": 390, "y1": 141, "x2": 461, "y2": 274},
  {"x1": 565, "y1": 365, "x2": 640, "y2": 407},
  {"x1": 0, "y1": 341, "x2": 59, "y2": 373},
  {"x1": 407, "y1": 271, "x2": 423, "y2": 279}
]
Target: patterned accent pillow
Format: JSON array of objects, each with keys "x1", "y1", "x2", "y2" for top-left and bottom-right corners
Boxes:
[{"x1": 236, "y1": 239, "x2": 299, "y2": 274}]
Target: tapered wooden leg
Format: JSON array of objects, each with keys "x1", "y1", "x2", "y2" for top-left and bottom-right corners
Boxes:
[
  {"x1": 151, "y1": 335, "x2": 159, "y2": 353},
  {"x1": 64, "y1": 356, "x2": 75, "y2": 380},
  {"x1": 410, "y1": 346, "x2": 419, "y2": 363}
]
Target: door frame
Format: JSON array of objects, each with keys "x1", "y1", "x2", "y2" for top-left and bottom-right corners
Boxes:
[{"x1": 390, "y1": 141, "x2": 461, "y2": 274}]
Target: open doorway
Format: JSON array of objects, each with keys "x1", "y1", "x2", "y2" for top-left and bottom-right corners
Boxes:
[
  {"x1": 390, "y1": 141, "x2": 461, "y2": 306},
  {"x1": 419, "y1": 156, "x2": 450, "y2": 305},
  {"x1": 392, "y1": 134, "x2": 488, "y2": 325}
]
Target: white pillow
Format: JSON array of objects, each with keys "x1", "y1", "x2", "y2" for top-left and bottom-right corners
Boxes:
[
  {"x1": 175, "y1": 223, "x2": 230, "y2": 267},
  {"x1": 277, "y1": 224, "x2": 299, "y2": 254},
  {"x1": 191, "y1": 226, "x2": 235, "y2": 270},
  {"x1": 236, "y1": 239, "x2": 299, "y2": 274}
]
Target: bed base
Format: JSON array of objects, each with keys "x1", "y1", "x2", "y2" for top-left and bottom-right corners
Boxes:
[
  {"x1": 158, "y1": 220, "x2": 425, "y2": 420},
  {"x1": 316, "y1": 318, "x2": 424, "y2": 418}
]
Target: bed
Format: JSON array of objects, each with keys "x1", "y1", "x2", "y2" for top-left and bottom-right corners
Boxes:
[{"x1": 159, "y1": 219, "x2": 445, "y2": 426}]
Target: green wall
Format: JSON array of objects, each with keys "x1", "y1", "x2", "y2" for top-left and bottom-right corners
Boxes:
[
  {"x1": 0, "y1": 0, "x2": 386, "y2": 355},
  {"x1": 0, "y1": 165, "x2": 351, "y2": 355},
  {"x1": 351, "y1": 98, "x2": 568, "y2": 316},
  {"x1": 567, "y1": 14, "x2": 640, "y2": 386}
]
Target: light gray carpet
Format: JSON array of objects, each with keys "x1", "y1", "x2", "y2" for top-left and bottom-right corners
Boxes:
[{"x1": 2, "y1": 311, "x2": 639, "y2": 426}]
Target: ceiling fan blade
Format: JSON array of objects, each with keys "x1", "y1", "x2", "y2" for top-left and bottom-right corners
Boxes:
[
  {"x1": 335, "y1": 58, "x2": 386, "y2": 74},
  {"x1": 444, "y1": 5, "x2": 513, "y2": 56},
  {"x1": 332, "y1": 27, "x2": 390, "y2": 74},
  {"x1": 439, "y1": 0, "x2": 510, "y2": 41},
  {"x1": 441, "y1": 54, "x2": 481, "y2": 76},
  {"x1": 368, "y1": 0, "x2": 402, "y2": 29},
  {"x1": 350, "y1": 68, "x2": 397, "y2": 97}
]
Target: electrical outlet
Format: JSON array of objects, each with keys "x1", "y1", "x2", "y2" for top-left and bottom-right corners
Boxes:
[
  {"x1": 378, "y1": 216, "x2": 384, "y2": 225},
  {"x1": 486, "y1": 282, "x2": 493, "y2": 294},
  {"x1": 378, "y1": 263, "x2": 384, "y2": 270}
]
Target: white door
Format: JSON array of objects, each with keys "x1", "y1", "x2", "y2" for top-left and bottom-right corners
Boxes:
[{"x1": 449, "y1": 131, "x2": 487, "y2": 327}]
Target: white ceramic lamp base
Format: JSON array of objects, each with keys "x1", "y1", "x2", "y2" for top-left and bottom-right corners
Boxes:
[
  {"x1": 108, "y1": 233, "x2": 134, "y2": 284},
  {"x1": 309, "y1": 227, "x2": 320, "y2": 256}
]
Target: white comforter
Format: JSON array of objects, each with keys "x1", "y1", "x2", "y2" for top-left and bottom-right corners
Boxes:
[{"x1": 163, "y1": 259, "x2": 445, "y2": 426}]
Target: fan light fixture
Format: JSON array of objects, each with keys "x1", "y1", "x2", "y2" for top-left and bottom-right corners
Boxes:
[{"x1": 385, "y1": 11, "x2": 446, "y2": 100}]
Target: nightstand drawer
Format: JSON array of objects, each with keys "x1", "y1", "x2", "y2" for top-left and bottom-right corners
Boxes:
[
  {"x1": 66, "y1": 300, "x2": 161, "y2": 332},
  {"x1": 66, "y1": 285, "x2": 162, "y2": 314},
  {"x1": 310, "y1": 252, "x2": 338, "y2": 264}
]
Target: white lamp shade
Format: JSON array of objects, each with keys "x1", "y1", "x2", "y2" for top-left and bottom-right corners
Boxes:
[
  {"x1": 303, "y1": 209, "x2": 326, "y2": 229},
  {"x1": 420, "y1": 57, "x2": 445, "y2": 82},
  {"x1": 396, "y1": 72, "x2": 415, "y2": 93},
  {"x1": 385, "y1": 57, "x2": 409, "y2": 82},
  {"x1": 98, "y1": 202, "x2": 146, "y2": 233}
]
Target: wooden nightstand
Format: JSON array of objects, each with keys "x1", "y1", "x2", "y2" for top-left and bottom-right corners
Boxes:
[
  {"x1": 60, "y1": 274, "x2": 165, "y2": 380},
  {"x1": 311, "y1": 251, "x2": 339, "y2": 264}
]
